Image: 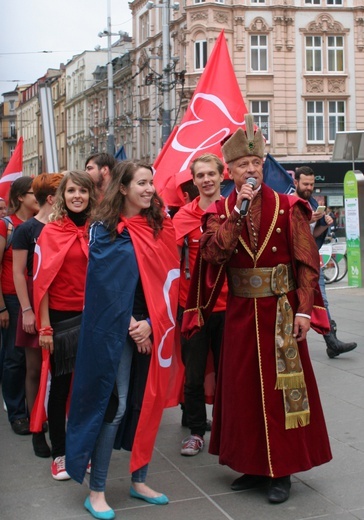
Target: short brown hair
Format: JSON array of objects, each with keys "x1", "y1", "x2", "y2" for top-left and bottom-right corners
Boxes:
[
  {"x1": 294, "y1": 166, "x2": 314, "y2": 181},
  {"x1": 32, "y1": 173, "x2": 64, "y2": 206}
]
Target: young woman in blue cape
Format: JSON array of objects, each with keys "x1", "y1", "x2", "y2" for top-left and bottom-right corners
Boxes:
[{"x1": 66, "y1": 161, "x2": 180, "y2": 520}]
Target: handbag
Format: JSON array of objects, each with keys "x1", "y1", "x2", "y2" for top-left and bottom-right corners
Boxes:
[{"x1": 52, "y1": 314, "x2": 82, "y2": 376}]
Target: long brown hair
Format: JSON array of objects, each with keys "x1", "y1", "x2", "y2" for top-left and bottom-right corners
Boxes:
[
  {"x1": 93, "y1": 160, "x2": 165, "y2": 238},
  {"x1": 50, "y1": 170, "x2": 96, "y2": 222}
]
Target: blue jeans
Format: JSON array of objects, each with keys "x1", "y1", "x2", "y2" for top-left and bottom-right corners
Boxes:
[
  {"x1": 90, "y1": 337, "x2": 148, "y2": 492},
  {"x1": 319, "y1": 267, "x2": 331, "y2": 321},
  {"x1": 1, "y1": 294, "x2": 27, "y2": 423}
]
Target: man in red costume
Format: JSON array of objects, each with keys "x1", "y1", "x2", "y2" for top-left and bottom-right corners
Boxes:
[
  {"x1": 173, "y1": 153, "x2": 228, "y2": 456},
  {"x1": 183, "y1": 115, "x2": 332, "y2": 503}
]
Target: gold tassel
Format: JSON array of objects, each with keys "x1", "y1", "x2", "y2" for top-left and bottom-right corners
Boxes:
[
  {"x1": 285, "y1": 411, "x2": 310, "y2": 430},
  {"x1": 275, "y1": 373, "x2": 306, "y2": 390}
]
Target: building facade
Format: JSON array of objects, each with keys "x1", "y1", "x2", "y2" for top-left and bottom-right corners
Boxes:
[
  {"x1": 128, "y1": 0, "x2": 364, "y2": 163},
  {"x1": 0, "y1": 91, "x2": 20, "y2": 174},
  {"x1": 1, "y1": 0, "x2": 363, "y2": 204}
]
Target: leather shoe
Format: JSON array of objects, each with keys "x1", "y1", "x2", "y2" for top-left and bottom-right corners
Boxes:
[
  {"x1": 231, "y1": 474, "x2": 270, "y2": 491},
  {"x1": 130, "y1": 486, "x2": 169, "y2": 505},
  {"x1": 11, "y1": 417, "x2": 31, "y2": 435},
  {"x1": 84, "y1": 497, "x2": 115, "y2": 520},
  {"x1": 268, "y1": 476, "x2": 291, "y2": 503}
]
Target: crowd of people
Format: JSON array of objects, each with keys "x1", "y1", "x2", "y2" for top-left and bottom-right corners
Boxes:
[{"x1": 0, "y1": 116, "x2": 359, "y2": 518}]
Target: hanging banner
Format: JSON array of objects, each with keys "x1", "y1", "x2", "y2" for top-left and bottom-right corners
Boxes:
[{"x1": 344, "y1": 170, "x2": 362, "y2": 287}]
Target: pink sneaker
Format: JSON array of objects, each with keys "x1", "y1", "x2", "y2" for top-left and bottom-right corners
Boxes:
[
  {"x1": 181, "y1": 434, "x2": 204, "y2": 456},
  {"x1": 51, "y1": 456, "x2": 71, "y2": 481}
]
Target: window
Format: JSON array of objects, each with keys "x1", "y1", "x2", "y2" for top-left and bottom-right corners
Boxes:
[
  {"x1": 306, "y1": 100, "x2": 345, "y2": 143},
  {"x1": 307, "y1": 101, "x2": 324, "y2": 142},
  {"x1": 328, "y1": 101, "x2": 345, "y2": 142},
  {"x1": 195, "y1": 40, "x2": 207, "y2": 70},
  {"x1": 10, "y1": 121, "x2": 16, "y2": 137},
  {"x1": 327, "y1": 0, "x2": 342, "y2": 4},
  {"x1": 140, "y1": 12, "x2": 149, "y2": 42},
  {"x1": 305, "y1": 32, "x2": 345, "y2": 74},
  {"x1": 328, "y1": 36, "x2": 344, "y2": 72},
  {"x1": 306, "y1": 36, "x2": 322, "y2": 72},
  {"x1": 250, "y1": 34, "x2": 268, "y2": 72},
  {"x1": 305, "y1": 0, "x2": 321, "y2": 4},
  {"x1": 251, "y1": 101, "x2": 269, "y2": 142},
  {"x1": 194, "y1": 0, "x2": 205, "y2": 3},
  {"x1": 251, "y1": 0, "x2": 265, "y2": 3},
  {"x1": 9, "y1": 100, "x2": 15, "y2": 111}
]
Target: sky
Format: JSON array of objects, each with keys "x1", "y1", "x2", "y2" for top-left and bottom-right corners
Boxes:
[{"x1": 0, "y1": 0, "x2": 133, "y2": 99}]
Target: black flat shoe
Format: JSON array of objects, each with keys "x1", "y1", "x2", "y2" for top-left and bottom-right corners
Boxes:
[
  {"x1": 231, "y1": 474, "x2": 270, "y2": 491},
  {"x1": 268, "y1": 476, "x2": 291, "y2": 503}
]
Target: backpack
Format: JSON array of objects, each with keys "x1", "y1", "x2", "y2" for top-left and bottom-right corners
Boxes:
[{"x1": 1, "y1": 216, "x2": 14, "y2": 250}]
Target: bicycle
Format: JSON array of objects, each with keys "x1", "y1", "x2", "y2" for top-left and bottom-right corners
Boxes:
[
  {"x1": 319, "y1": 234, "x2": 348, "y2": 284},
  {"x1": 331, "y1": 241, "x2": 348, "y2": 282},
  {"x1": 320, "y1": 243, "x2": 339, "y2": 284}
]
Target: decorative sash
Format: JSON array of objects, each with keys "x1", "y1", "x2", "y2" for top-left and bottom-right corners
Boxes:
[{"x1": 227, "y1": 263, "x2": 310, "y2": 430}]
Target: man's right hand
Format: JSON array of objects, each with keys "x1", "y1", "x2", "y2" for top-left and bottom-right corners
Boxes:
[{"x1": 310, "y1": 210, "x2": 325, "y2": 224}]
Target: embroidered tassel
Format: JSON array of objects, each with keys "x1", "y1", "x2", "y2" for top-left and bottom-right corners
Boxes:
[
  {"x1": 285, "y1": 411, "x2": 310, "y2": 430},
  {"x1": 197, "y1": 308, "x2": 205, "y2": 328},
  {"x1": 275, "y1": 373, "x2": 306, "y2": 390}
]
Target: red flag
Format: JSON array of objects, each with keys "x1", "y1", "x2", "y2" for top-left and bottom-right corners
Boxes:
[
  {"x1": 0, "y1": 137, "x2": 23, "y2": 204},
  {"x1": 153, "y1": 30, "x2": 248, "y2": 207},
  {"x1": 118, "y1": 216, "x2": 182, "y2": 472}
]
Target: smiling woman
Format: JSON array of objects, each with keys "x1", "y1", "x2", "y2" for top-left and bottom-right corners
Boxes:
[
  {"x1": 31, "y1": 170, "x2": 97, "y2": 481},
  {"x1": 66, "y1": 161, "x2": 181, "y2": 519}
]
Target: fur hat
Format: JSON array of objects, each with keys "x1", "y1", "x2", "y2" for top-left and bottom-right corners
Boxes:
[{"x1": 221, "y1": 114, "x2": 265, "y2": 163}]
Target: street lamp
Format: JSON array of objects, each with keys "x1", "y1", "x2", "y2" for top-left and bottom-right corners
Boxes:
[{"x1": 146, "y1": 0, "x2": 180, "y2": 146}]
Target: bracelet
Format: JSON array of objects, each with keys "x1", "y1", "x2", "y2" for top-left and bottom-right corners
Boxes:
[
  {"x1": 22, "y1": 306, "x2": 33, "y2": 314},
  {"x1": 0, "y1": 306, "x2": 7, "y2": 313},
  {"x1": 146, "y1": 317, "x2": 151, "y2": 327},
  {"x1": 39, "y1": 326, "x2": 54, "y2": 336}
]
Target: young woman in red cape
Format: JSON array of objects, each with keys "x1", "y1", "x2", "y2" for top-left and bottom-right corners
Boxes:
[
  {"x1": 66, "y1": 161, "x2": 180, "y2": 520},
  {"x1": 33, "y1": 171, "x2": 96, "y2": 481}
]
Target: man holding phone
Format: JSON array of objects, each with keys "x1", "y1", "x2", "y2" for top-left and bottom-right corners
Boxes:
[{"x1": 294, "y1": 166, "x2": 357, "y2": 358}]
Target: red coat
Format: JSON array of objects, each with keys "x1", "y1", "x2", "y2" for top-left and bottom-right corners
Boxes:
[{"x1": 198, "y1": 184, "x2": 332, "y2": 477}]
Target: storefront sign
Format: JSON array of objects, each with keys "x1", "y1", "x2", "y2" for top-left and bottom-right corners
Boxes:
[{"x1": 328, "y1": 195, "x2": 343, "y2": 207}]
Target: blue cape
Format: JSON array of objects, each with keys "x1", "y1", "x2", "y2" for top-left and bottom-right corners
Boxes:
[{"x1": 66, "y1": 223, "x2": 138, "y2": 483}]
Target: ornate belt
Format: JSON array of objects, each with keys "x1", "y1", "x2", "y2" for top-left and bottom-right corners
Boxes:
[
  {"x1": 227, "y1": 263, "x2": 310, "y2": 430},
  {"x1": 227, "y1": 264, "x2": 296, "y2": 298}
]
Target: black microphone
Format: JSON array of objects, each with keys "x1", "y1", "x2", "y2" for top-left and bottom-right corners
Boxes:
[{"x1": 240, "y1": 177, "x2": 257, "y2": 216}]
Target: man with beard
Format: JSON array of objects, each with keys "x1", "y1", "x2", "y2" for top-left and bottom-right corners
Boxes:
[
  {"x1": 294, "y1": 166, "x2": 357, "y2": 358},
  {"x1": 85, "y1": 153, "x2": 116, "y2": 200}
]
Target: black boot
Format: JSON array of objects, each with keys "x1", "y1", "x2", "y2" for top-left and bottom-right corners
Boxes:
[
  {"x1": 32, "y1": 432, "x2": 51, "y2": 458},
  {"x1": 324, "y1": 320, "x2": 357, "y2": 359}
]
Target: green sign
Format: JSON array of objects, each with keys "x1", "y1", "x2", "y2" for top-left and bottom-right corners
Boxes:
[{"x1": 344, "y1": 171, "x2": 361, "y2": 286}]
